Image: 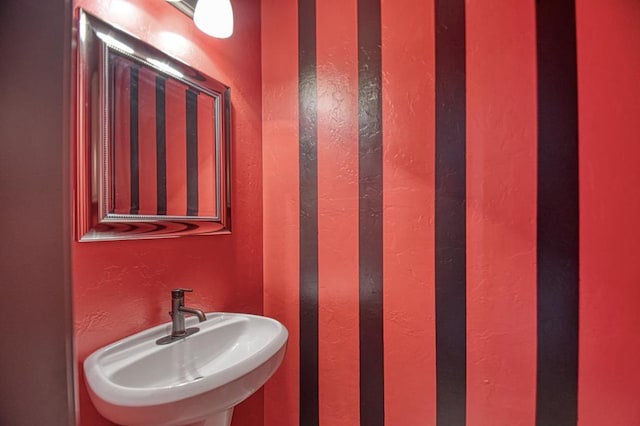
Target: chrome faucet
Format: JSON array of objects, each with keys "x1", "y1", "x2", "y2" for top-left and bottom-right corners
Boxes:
[{"x1": 157, "y1": 288, "x2": 207, "y2": 345}]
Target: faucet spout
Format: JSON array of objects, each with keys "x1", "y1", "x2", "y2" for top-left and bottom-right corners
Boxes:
[
  {"x1": 156, "y1": 288, "x2": 209, "y2": 344},
  {"x1": 178, "y1": 306, "x2": 207, "y2": 322}
]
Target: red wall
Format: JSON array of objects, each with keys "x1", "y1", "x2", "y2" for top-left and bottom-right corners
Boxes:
[
  {"x1": 262, "y1": 1, "x2": 640, "y2": 426},
  {"x1": 466, "y1": 1, "x2": 537, "y2": 424},
  {"x1": 72, "y1": 1, "x2": 263, "y2": 425},
  {"x1": 577, "y1": 0, "x2": 640, "y2": 424}
]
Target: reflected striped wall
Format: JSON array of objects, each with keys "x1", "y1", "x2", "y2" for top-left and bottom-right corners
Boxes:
[
  {"x1": 262, "y1": 0, "x2": 640, "y2": 425},
  {"x1": 111, "y1": 57, "x2": 217, "y2": 217}
]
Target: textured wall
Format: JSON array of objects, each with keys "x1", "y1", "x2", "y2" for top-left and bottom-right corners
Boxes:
[
  {"x1": 72, "y1": 1, "x2": 263, "y2": 425},
  {"x1": 577, "y1": 0, "x2": 640, "y2": 424},
  {"x1": 262, "y1": 0, "x2": 640, "y2": 425}
]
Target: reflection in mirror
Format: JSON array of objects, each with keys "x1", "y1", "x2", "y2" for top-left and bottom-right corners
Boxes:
[
  {"x1": 76, "y1": 10, "x2": 231, "y2": 241},
  {"x1": 109, "y1": 53, "x2": 218, "y2": 218}
]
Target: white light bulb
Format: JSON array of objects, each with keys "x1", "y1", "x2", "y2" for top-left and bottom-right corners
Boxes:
[{"x1": 194, "y1": 0, "x2": 234, "y2": 39}]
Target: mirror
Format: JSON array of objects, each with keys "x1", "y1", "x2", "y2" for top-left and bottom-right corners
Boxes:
[{"x1": 76, "y1": 10, "x2": 231, "y2": 241}]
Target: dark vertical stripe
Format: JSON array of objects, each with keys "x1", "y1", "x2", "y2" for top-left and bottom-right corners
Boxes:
[
  {"x1": 129, "y1": 66, "x2": 140, "y2": 215},
  {"x1": 358, "y1": 0, "x2": 384, "y2": 425},
  {"x1": 156, "y1": 76, "x2": 167, "y2": 215},
  {"x1": 186, "y1": 89, "x2": 199, "y2": 216},
  {"x1": 434, "y1": 0, "x2": 467, "y2": 424},
  {"x1": 298, "y1": 0, "x2": 318, "y2": 425},
  {"x1": 535, "y1": 1, "x2": 579, "y2": 424}
]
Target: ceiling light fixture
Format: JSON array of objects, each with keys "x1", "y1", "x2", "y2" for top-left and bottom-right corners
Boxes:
[{"x1": 193, "y1": 0, "x2": 234, "y2": 39}]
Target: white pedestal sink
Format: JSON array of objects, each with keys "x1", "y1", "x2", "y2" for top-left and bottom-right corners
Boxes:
[{"x1": 84, "y1": 313, "x2": 288, "y2": 426}]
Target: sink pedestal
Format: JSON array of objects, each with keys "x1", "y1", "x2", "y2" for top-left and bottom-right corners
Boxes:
[{"x1": 189, "y1": 408, "x2": 233, "y2": 426}]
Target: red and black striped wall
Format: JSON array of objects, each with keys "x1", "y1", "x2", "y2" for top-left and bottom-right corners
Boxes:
[
  {"x1": 111, "y1": 55, "x2": 218, "y2": 217},
  {"x1": 262, "y1": 0, "x2": 640, "y2": 425}
]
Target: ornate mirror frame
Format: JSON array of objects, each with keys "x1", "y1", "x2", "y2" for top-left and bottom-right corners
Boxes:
[{"x1": 75, "y1": 10, "x2": 231, "y2": 241}]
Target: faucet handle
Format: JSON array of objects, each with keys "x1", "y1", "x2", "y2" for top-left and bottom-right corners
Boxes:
[{"x1": 172, "y1": 288, "x2": 193, "y2": 298}]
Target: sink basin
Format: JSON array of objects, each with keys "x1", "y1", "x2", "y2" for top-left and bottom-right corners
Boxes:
[{"x1": 84, "y1": 313, "x2": 288, "y2": 426}]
